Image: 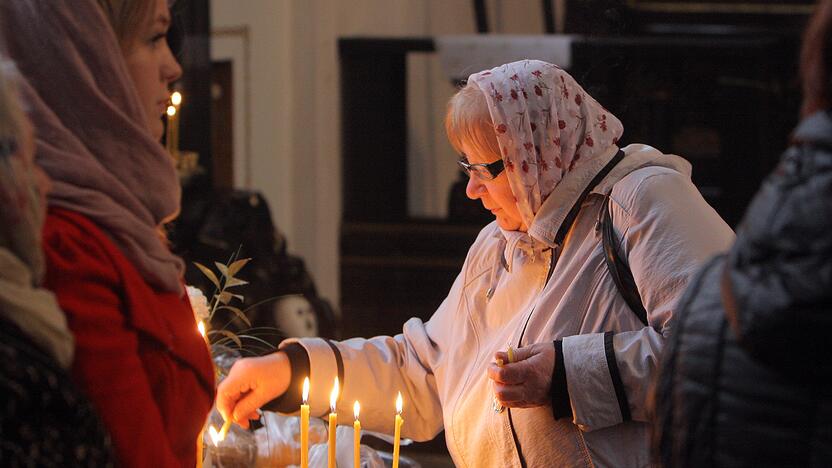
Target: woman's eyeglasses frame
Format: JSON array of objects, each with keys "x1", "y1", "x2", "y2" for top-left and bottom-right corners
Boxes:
[{"x1": 457, "y1": 157, "x2": 505, "y2": 181}]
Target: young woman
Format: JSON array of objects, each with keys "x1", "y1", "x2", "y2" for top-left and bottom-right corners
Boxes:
[
  {"x1": 216, "y1": 61, "x2": 734, "y2": 467},
  {"x1": 0, "y1": 1, "x2": 212, "y2": 466}
]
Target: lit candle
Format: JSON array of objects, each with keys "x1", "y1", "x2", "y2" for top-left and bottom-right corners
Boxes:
[
  {"x1": 166, "y1": 91, "x2": 182, "y2": 156},
  {"x1": 166, "y1": 104, "x2": 177, "y2": 156},
  {"x1": 392, "y1": 392, "x2": 404, "y2": 468},
  {"x1": 197, "y1": 321, "x2": 207, "y2": 341},
  {"x1": 353, "y1": 401, "x2": 361, "y2": 468},
  {"x1": 328, "y1": 377, "x2": 339, "y2": 468},
  {"x1": 217, "y1": 416, "x2": 232, "y2": 441},
  {"x1": 301, "y1": 377, "x2": 310, "y2": 468},
  {"x1": 208, "y1": 425, "x2": 221, "y2": 446}
]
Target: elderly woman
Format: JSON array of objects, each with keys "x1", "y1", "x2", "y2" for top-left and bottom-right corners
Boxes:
[
  {"x1": 218, "y1": 61, "x2": 733, "y2": 467},
  {"x1": 0, "y1": 57, "x2": 114, "y2": 464},
  {"x1": 0, "y1": 0, "x2": 213, "y2": 466},
  {"x1": 653, "y1": 1, "x2": 832, "y2": 465}
]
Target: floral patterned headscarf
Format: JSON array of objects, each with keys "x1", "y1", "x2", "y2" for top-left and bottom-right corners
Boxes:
[{"x1": 468, "y1": 60, "x2": 624, "y2": 228}]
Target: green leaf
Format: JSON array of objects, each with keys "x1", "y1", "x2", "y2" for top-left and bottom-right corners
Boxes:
[
  {"x1": 216, "y1": 305, "x2": 251, "y2": 327},
  {"x1": 211, "y1": 329, "x2": 243, "y2": 348},
  {"x1": 214, "y1": 262, "x2": 229, "y2": 278},
  {"x1": 193, "y1": 262, "x2": 220, "y2": 290},
  {"x1": 228, "y1": 258, "x2": 251, "y2": 277},
  {"x1": 225, "y1": 277, "x2": 249, "y2": 288}
]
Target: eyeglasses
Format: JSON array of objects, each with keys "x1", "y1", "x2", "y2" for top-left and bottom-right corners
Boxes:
[{"x1": 457, "y1": 156, "x2": 505, "y2": 181}]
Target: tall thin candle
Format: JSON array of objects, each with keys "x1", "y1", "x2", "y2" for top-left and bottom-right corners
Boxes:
[
  {"x1": 196, "y1": 426, "x2": 204, "y2": 468},
  {"x1": 392, "y1": 392, "x2": 404, "y2": 468},
  {"x1": 165, "y1": 105, "x2": 177, "y2": 156},
  {"x1": 328, "y1": 377, "x2": 339, "y2": 468},
  {"x1": 353, "y1": 401, "x2": 361, "y2": 468},
  {"x1": 300, "y1": 377, "x2": 310, "y2": 468}
]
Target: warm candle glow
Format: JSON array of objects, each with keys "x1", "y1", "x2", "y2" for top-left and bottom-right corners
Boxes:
[
  {"x1": 392, "y1": 393, "x2": 404, "y2": 468},
  {"x1": 328, "y1": 378, "x2": 339, "y2": 468},
  {"x1": 171, "y1": 91, "x2": 182, "y2": 107},
  {"x1": 330, "y1": 377, "x2": 339, "y2": 413},
  {"x1": 353, "y1": 401, "x2": 361, "y2": 468},
  {"x1": 300, "y1": 380, "x2": 310, "y2": 468},
  {"x1": 218, "y1": 417, "x2": 232, "y2": 441},
  {"x1": 197, "y1": 321, "x2": 206, "y2": 338},
  {"x1": 166, "y1": 105, "x2": 176, "y2": 117},
  {"x1": 208, "y1": 425, "x2": 220, "y2": 446}
]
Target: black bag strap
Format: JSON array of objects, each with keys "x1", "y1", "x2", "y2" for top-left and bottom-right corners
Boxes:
[{"x1": 601, "y1": 194, "x2": 649, "y2": 326}]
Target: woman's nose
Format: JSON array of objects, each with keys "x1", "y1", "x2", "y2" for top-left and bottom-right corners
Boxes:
[
  {"x1": 466, "y1": 175, "x2": 487, "y2": 200},
  {"x1": 164, "y1": 48, "x2": 183, "y2": 84}
]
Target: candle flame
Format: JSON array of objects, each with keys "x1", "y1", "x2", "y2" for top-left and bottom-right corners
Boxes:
[
  {"x1": 302, "y1": 376, "x2": 310, "y2": 403},
  {"x1": 171, "y1": 91, "x2": 182, "y2": 106},
  {"x1": 208, "y1": 425, "x2": 220, "y2": 446},
  {"x1": 166, "y1": 105, "x2": 176, "y2": 117},
  {"x1": 329, "y1": 376, "x2": 339, "y2": 413},
  {"x1": 354, "y1": 401, "x2": 360, "y2": 421},
  {"x1": 396, "y1": 392, "x2": 403, "y2": 414},
  {"x1": 197, "y1": 321, "x2": 206, "y2": 338}
]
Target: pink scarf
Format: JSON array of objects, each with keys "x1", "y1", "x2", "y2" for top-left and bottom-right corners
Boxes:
[
  {"x1": 1, "y1": 0, "x2": 184, "y2": 293},
  {"x1": 468, "y1": 60, "x2": 624, "y2": 228}
]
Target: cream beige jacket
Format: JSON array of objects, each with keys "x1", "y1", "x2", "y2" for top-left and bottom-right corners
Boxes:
[{"x1": 284, "y1": 144, "x2": 735, "y2": 467}]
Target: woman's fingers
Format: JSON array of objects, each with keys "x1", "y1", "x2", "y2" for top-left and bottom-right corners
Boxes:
[
  {"x1": 488, "y1": 361, "x2": 527, "y2": 384},
  {"x1": 491, "y1": 343, "x2": 557, "y2": 408}
]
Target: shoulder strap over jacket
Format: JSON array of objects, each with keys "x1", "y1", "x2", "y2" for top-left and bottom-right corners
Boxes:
[{"x1": 601, "y1": 194, "x2": 649, "y2": 326}]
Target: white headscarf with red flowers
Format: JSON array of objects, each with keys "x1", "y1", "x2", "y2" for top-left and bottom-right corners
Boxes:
[{"x1": 468, "y1": 60, "x2": 623, "y2": 229}]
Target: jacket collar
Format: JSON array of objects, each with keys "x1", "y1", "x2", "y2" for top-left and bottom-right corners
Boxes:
[{"x1": 792, "y1": 110, "x2": 832, "y2": 147}]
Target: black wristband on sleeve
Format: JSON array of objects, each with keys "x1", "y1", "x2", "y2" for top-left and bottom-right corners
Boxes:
[
  {"x1": 551, "y1": 339, "x2": 573, "y2": 420},
  {"x1": 262, "y1": 343, "x2": 310, "y2": 413}
]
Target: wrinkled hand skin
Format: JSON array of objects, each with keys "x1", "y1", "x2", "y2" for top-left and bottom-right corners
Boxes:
[
  {"x1": 488, "y1": 342, "x2": 556, "y2": 408},
  {"x1": 216, "y1": 352, "x2": 291, "y2": 429}
]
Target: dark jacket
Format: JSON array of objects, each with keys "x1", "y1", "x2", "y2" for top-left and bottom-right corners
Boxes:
[{"x1": 653, "y1": 110, "x2": 832, "y2": 467}]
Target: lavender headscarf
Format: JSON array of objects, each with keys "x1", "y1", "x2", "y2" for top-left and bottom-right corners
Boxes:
[{"x1": 0, "y1": 0, "x2": 184, "y2": 293}]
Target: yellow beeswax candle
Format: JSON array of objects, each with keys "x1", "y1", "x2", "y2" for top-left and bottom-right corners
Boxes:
[
  {"x1": 165, "y1": 105, "x2": 177, "y2": 156},
  {"x1": 218, "y1": 416, "x2": 232, "y2": 441},
  {"x1": 301, "y1": 377, "x2": 310, "y2": 468},
  {"x1": 353, "y1": 401, "x2": 361, "y2": 468},
  {"x1": 328, "y1": 377, "x2": 339, "y2": 468},
  {"x1": 196, "y1": 425, "x2": 204, "y2": 468},
  {"x1": 392, "y1": 392, "x2": 404, "y2": 468}
]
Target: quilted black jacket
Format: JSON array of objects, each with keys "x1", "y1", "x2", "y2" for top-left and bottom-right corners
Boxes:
[{"x1": 653, "y1": 110, "x2": 832, "y2": 467}]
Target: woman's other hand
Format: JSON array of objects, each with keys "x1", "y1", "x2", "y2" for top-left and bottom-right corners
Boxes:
[
  {"x1": 216, "y1": 352, "x2": 291, "y2": 429},
  {"x1": 488, "y1": 342, "x2": 555, "y2": 408}
]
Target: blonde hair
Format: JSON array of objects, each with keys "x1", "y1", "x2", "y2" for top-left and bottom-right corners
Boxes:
[
  {"x1": 445, "y1": 82, "x2": 502, "y2": 161},
  {"x1": 0, "y1": 60, "x2": 23, "y2": 146},
  {"x1": 96, "y1": 0, "x2": 155, "y2": 50}
]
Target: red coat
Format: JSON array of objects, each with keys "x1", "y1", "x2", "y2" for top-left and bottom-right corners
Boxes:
[{"x1": 43, "y1": 207, "x2": 215, "y2": 467}]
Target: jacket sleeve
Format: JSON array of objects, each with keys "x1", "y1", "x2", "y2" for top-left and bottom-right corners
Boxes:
[
  {"x1": 278, "y1": 268, "x2": 470, "y2": 442},
  {"x1": 561, "y1": 168, "x2": 735, "y2": 431},
  {"x1": 43, "y1": 222, "x2": 182, "y2": 468}
]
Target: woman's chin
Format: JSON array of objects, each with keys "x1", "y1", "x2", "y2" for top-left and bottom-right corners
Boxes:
[
  {"x1": 151, "y1": 119, "x2": 165, "y2": 143},
  {"x1": 496, "y1": 216, "x2": 523, "y2": 232}
]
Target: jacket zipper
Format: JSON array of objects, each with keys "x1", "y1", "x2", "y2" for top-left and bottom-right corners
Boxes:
[{"x1": 505, "y1": 248, "x2": 557, "y2": 468}]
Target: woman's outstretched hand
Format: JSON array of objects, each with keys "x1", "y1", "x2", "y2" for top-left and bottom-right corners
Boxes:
[
  {"x1": 488, "y1": 342, "x2": 556, "y2": 409},
  {"x1": 216, "y1": 352, "x2": 291, "y2": 429}
]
